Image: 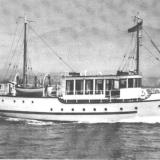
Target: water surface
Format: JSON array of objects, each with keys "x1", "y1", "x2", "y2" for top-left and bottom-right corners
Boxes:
[{"x1": 0, "y1": 117, "x2": 159, "y2": 159}]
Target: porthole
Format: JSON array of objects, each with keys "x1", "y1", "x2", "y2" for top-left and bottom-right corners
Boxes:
[
  {"x1": 120, "y1": 107, "x2": 123, "y2": 111},
  {"x1": 83, "y1": 108, "x2": 85, "y2": 111},
  {"x1": 2, "y1": 99, "x2": 4, "y2": 102},
  {"x1": 50, "y1": 108, "x2": 53, "y2": 111},
  {"x1": 104, "y1": 108, "x2": 107, "y2": 111},
  {"x1": 93, "y1": 108, "x2": 96, "y2": 111},
  {"x1": 61, "y1": 108, "x2": 63, "y2": 111},
  {"x1": 72, "y1": 108, "x2": 74, "y2": 111},
  {"x1": 31, "y1": 101, "x2": 34, "y2": 103},
  {"x1": 13, "y1": 100, "x2": 16, "y2": 103},
  {"x1": 135, "y1": 107, "x2": 138, "y2": 110},
  {"x1": 158, "y1": 105, "x2": 160, "y2": 108},
  {"x1": 22, "y1": 100, "x2": 25, "y2": 103}
]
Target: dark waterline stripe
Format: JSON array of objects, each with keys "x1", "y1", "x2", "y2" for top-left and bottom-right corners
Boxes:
[{"x1": 0, "y1": 110, "x2": 137, "y2": 115}]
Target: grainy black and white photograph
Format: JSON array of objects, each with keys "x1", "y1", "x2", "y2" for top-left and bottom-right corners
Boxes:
[{"x1": 0, "y1": 0, "x2": 160, "y2": 159}]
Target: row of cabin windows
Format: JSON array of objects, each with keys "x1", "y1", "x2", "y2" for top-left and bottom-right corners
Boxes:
[
  {"x1": 66, "y1": 78, "x2": 141, "y2": 95},
  {"x1": 120, "y1": 78, "x2": 141, "y2": 88}
]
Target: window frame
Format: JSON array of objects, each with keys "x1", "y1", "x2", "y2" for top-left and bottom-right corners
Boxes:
[
  {"x1": 95, "y1": 79, "x2": 104, "y2": 94},
  {"x1": 66, "y1": 80, "x2": 74, "y2": 95}
]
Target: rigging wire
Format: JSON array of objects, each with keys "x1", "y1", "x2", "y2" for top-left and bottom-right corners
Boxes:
[
  {"x1": 143, "y1": 28, "x2": 160, "y2": 66},
  {"x1": 143, "y1": 45, "x2": 160, "y2": 62},
  {"x1": 2, "y1": 22, "x2": 20, "y2": 80},
  {"x1": 121, "y1": 33, "x2": 137, "y2": 72},
  {"x1": 3, "y1": 26, "x2": 24, "y2": 81},
  {"x1": 7, "y1": 28, "x2": 25, "y2": 81},
  {"x1": 7, "y1": 27, "x2": 24, "y2": 80},
  {"x1": 28, "y1": 24, "x2": 75, "y2": 72},
  {"x1": 8, "y1": 39, "x2": 23, "y2": 81},
  {"x1": 123, "y1": 47, "x2": 135, "y2": 71},
  {"x1": 117, "y1": 33, "x2": 133, "y2": 71},
  {"x1": 118, "y1": 32, "x2": 136, "y2": 72},
  {"x1": 143, "y1": 29, "x2": 160, "y2": 55},
  {"x1": 142, "y1": 45, "x2": 158, "y2": 66},
  {"x1": 130, "y1": 56, "x2": 135, "y2": 72}
]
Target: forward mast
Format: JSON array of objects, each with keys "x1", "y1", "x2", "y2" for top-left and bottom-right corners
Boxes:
[{"x1": 23, "y1": 16, "x2": 28, "y2": 87}]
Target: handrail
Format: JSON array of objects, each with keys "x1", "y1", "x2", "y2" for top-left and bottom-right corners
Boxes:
[{"x1": 65, "y1": 89, "x2": 104, "y2": 95}]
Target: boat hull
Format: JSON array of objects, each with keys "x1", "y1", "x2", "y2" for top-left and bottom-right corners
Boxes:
[
  {"x1": 0, "y1": 96, "x2": 160, "y2": 123},
  {"x1": 15, "y1": 87, "x2": 43, "y2": 97}
]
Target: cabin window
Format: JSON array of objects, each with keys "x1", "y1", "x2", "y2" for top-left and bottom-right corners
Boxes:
[
  {"x1": 139, "y1": 78, "x2": 142, "y2": 87},
  {"x1": 95, "y1": 79, "x2": 103, "y2": 94},
  {"x1": 75, "y1": 80, "x2": 83, "y2": 95},
  {"x1": 105, "y1": 79, "x2": 114, "y2": 90},
  {"x1": 114, "y1": 80, "x2": 119, "y2": 89},
  {"x1": 119, "y1": 79, "x2": 127, "y2": 88},
  {"x1": 128, "y1": 78, "x2": 133, "y2": 88},
  {"x1": 85, "y1": 80, "x2": 93, "y2": 94},
  {"x1": 135, "y1": 78, "x2": 141, "y2": 87},
  {"x1": 66, "y1": 80, "x2": 74, "y2": 95}
]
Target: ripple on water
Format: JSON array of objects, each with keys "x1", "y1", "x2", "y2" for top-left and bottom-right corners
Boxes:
[{"x1": 0, "y1": 117, "x2": 159, "y2": 159}]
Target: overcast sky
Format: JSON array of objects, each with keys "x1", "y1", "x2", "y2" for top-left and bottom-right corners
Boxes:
[{"x1": 0, "y1": 0, "x2": 160, "y2": 77}]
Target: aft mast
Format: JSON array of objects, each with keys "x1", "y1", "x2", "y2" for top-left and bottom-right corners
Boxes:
[
  {"x1": 136, "y1": 16, "x2": 143, "y2": 75},
  {"x1": 128, "y1": 16, "x2": 143, "y2": 75},
  {"x1": 23, "y1": 16, "x2": 27, "y2": 87},
  {"x1": 136, "y1": 17, "x2": 140, "y2": 74}
]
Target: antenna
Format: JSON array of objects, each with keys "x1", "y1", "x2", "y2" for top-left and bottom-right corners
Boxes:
[{"x1": 18, "y1": 16, "x2": 35, "y2": 23}]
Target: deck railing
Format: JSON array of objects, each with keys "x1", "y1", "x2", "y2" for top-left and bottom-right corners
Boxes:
[{"x1": 65, "y1": 90, "x2": 104, "y2": 95}]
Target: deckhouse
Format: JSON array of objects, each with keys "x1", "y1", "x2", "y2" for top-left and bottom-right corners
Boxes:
[{"x1": 60, "y1": 72, "x2": 143, "y2": 103}]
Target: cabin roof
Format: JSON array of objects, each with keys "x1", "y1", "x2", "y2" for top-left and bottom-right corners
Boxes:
[{"x1": 63, "y1": 74, "x2": 142, "y2": 80}]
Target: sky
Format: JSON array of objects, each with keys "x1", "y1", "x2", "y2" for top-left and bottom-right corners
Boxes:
[{"x1": 0, "y1": 0, "x2": 160, "y2": 79}]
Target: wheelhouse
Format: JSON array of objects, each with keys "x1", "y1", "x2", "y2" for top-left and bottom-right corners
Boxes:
[{"x1": 60, "y1": 73, "x2": 142, "y2": 101}]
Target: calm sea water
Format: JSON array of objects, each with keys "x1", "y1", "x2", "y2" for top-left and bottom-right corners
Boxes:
[{"x1": 0, "y1": 117, "x2": 159, "y2": 159}]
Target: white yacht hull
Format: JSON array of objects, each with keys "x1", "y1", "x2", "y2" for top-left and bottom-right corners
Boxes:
[{"x1": 0, "y1": 96, "x2": 160, "y2": 123}]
